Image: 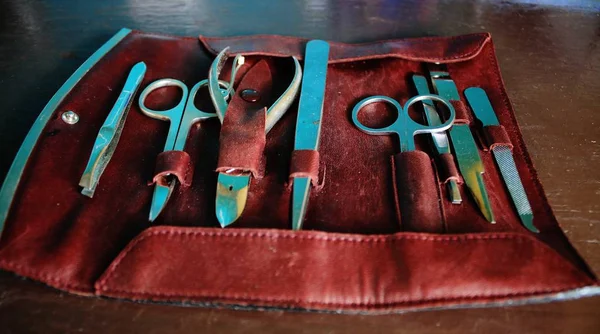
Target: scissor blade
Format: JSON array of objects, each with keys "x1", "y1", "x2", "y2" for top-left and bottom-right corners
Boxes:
[
  {"x1": 149, "y1": 182, "x2": 175, "y2": 222},
  {"x1": 291, "y1": 177, "x2": 312, "y2": 230},
  {"x1": 450, "y1": 125, "x2": 495, "y2": 223},
  {"x1": 215, "y1": 173, "x2": 250, "y2": 227}
]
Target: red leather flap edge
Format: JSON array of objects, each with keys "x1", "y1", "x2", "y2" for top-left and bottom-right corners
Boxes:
[
  {"x1": 95, "y1": 227, "x2": 593, "y2": 312},
  {"x1": 199, "y1": 33, "x2": 491, "y2": 64}
]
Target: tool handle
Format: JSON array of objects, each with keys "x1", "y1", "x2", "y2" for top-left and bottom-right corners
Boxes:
[
  {"x1": 79, "y1": 62, "x2": 146, "y2": 197},
  {"x1": 138, "y1": 78, "x2": 188, "y2": 152}
]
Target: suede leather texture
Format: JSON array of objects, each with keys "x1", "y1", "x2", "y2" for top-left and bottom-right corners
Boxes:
[
  {"x1": 484, "y1": 125, "x2": 514, "y2": 151},
  {"x1": 0, "y1": 30, "x2": 597, "y2": 313},
  {"x1": 289, "y1": 150, "x2": 320, "y2": 184},
  {"x1": 153, "y1": 151, "x2": 193, "y2": 187},
  {"x1": 216, "y1": 59, "x2": 271, "y2": 177},
  {"x1": 438, "y1": 153, "x2": 462, "y2": 185},
  {"x1": 392, "y1": 151, "x2": 443, "y2": 233}
]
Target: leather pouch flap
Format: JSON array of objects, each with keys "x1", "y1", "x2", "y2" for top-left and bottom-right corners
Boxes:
[
  {"x1": 199, "y1": 33, "x2": 491, "y2": 63},
  {"x1": 96, "y1": 227, "x2": 594, "y2": 312}
]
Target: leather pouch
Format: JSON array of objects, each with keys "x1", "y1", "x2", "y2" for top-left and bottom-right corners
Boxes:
[{"x1": 0, "y1": 29, "x2": 597, "y2": 313}]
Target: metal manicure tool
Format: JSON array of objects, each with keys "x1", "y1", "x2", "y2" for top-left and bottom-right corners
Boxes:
[
  {"x1": 426, "y1": 64, "x2": 495, "y2": 223},
  {"x1": 352, "y1": 94, "x2": 455, "y2": 151},
  {"x1": 291, "y1": 40, "x2": 330, "y2": 230},
  {"x1": 138, "y1": 76, "x2": 231, "y2": 222},
  {"x1": 209, "y1": 48, "x2": 302, "y2": 227},
  {"x1": 465, "y1": 87, "x2": 538, "y2": 233},
  {"x1": 79, "y1": 61, "x2": 146, "y2": 197},
  {"x1": 351, "y1": 94, "x2": 456, "y2": 203},
  {"x1": 412, "y1": 75, "x2": 462, "y2": 204}
]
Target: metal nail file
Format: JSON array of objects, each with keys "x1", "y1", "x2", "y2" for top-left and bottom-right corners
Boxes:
[
  {"x1": 412, "y1": 75, "x2": 462, "y2": 204},
  {"x1": 427, "y1": 65, "x2": 495, "y2": 223},
  {"x1": 79, "y1": 61, "x2": 146, "y2": 197},
  {"x1": 291, "y1": 40, "x2": 330, "y2": 230},
  {"x1": 465, "y1": 87, "x2": 538, "y2": 233}
]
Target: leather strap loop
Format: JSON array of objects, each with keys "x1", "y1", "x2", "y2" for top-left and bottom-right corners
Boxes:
[
  {"x1": 450, "y1": 100, "x2": 472, "y2": 124},
  {"x1": 289, "y1": 150, "x2": 320, "y2": 185},
  {"x1": 152, "y1": 151, "x2": 193, "y2": 187},
  {"x1": 438, "y1": 153, "x2": 463, "y2": 185},
  {"x1": 216, "y1": 60, "x2": 272, "y2": 178},
  {"x1": 484, "y1": 125, "x2": 513, "y2": 151}
]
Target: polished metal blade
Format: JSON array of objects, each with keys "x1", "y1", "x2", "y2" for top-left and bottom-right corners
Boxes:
[
  {"x1": 492, "y1": 146, "x2": 539, "y2": 233},
  {"x1": 472, "y1": 170, "x2": 495, "y2": 224},
  {"x1": 450, "y1": 125, "x2": 495, "y2": 223},
  {"x1": 215, "y1": 173, "x2": 250, "y2": 227},
  {"x1": 149, "y1": 182, "x2": 175, "y2": 222},
  {"x1": 292, "y1": 177, "x2": 311, "y2": 230}
]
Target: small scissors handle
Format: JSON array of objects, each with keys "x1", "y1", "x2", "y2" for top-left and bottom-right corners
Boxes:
[
  {"x1": 139, "y1": 79, "x2": 229, "y2": 152},
  {"x1": 139, "y1": 78, "x2": 189, "y2": 152},
  {"x1": 351, "y1": 94, "x2": 455, "y2": 152},
  {"x1": 174, "y1": 79, "x2": 225, "y2": 151}
]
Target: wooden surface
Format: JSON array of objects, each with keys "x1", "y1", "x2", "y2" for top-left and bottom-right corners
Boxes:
[{"x1": 0, "y1": 0, "x2": 599, "y2": 332}]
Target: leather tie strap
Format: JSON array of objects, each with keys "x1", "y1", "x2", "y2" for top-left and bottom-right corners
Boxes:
[
  {"x1": 289, "y1": 150, "x2": 320, "y2": 185},
  {"x1": 438, "y1": 152, "x2": 463, "y2": 185},
  {"x1": 152, "y1": 151, "x2": 193, "y2": 187},
  {"x1": 449, "y1": 100, "x2": 472, "y2": 124},
  {"x1": 216, "y1": 59, "x2": 273, "y2": 178},
  {"x1": 483, "y1": 125, "x2": 513, "y2": 151}
]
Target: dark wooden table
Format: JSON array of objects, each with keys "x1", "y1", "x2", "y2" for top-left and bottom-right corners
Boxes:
[{"x1": 1, "y1": 0, "x2": 599, "y2": 333}]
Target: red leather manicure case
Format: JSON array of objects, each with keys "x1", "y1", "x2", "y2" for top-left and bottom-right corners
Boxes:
[{"x1": 0, "y1": 30, "x2": 597, "y2": 313}]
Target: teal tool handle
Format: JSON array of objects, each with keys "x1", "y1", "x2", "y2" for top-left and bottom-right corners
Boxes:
[
  {"x1": 138, "y1": 78, "x2": 188, "y2": 152},
  {"x1": 79, "y1": 61, "x2": 146, "y2": 197},
  {"x1": 294, "y1": 39, "x2": 330, "y2": 150},
  {"x1": 464, "y1": 87, "x2": 500, "y2": 126}
]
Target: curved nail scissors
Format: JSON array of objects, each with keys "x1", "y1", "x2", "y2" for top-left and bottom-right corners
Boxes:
[{"x1": 139, "y1": 78, "x2": 228, "y2": 222}]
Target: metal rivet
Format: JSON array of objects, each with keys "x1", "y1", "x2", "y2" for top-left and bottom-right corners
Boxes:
[
  {"x1": 61, "y1": 111, "x2": 79, "y2": 125},
  {"x1": 240, "y1": 89, "x2": 260, "y2": 103}
]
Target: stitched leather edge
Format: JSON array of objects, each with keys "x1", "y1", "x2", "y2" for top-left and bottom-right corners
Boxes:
[
  {"x1": 0, "y1": 260, "x2": 93, "y2": 292},
  {"x1": 94, "y1": 227, "x2": 596, "y2": 307},
  {"x1": 198, "y1": 33, "x2": 491, "y2": 64},
  {"x1": 97, "y1": 284, "x2": 592, "y2": 310}
]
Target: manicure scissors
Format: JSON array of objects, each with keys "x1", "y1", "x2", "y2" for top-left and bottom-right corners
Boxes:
[
  {"x1": 352, "y1": 94, "x2": 455, "y2": 153},
  {"x1": 139, "y1": 78, "x2": 229, "y2": 222}
]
